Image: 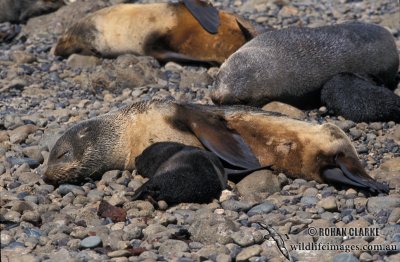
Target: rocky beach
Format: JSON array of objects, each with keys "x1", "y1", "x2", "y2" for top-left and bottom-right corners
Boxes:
[{"x1": 1, "y1": 0, "x2": 399, "y2": 261}]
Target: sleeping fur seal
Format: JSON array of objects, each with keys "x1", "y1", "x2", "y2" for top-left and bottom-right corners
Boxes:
[
  {"x1": 133, "y1": 142, "x2": 227, "y2": 204},
  {"x1": 211, "y1": 22, "x2": 400, "y2": 122},
  {"x1": 53, "y1": 0, "x2": 257, "y2": 65},
  {"x1": 44, "y1": 100, "x2": 388, "y2": 196},
  {"x1": 0, "y1": 0, "x2": 64, "y2": 23}
]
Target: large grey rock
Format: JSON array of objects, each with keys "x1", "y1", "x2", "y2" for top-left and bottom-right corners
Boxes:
[{"x1": 236, "y1": 170, "x2": 281, "y2": 196}]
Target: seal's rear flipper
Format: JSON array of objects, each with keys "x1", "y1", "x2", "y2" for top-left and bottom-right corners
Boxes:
[
  {"x1": 182, "y1": 0, "x2": 220, "y2": 34},
  {"x1": 174, "y1": 104, "x2": 261, "y2": 170},
  {"x1": 321, "y1": 73, "x2": 400, "y2": 122},
  {"x1": 321, "y1": 154, "x2": 389, "y2": 194}
]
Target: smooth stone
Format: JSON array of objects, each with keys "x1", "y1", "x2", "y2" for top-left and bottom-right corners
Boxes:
[
  {"x1": 58, "y1": 184, "x2": 85, "y2": 196},
  {"x1": 80, "y1": 236, "x2": 102, "y2": 248},
  {"x1": 231, "y1": 230, "x2": 255, "y2": 247},
  {"x1": 367, "y1": 196, "x2": 400, "y2": 213},
  {"x1": 318, "y1": 196, "x2": 337, "y2": 211},
  {"x1": 262, "y1": 101, "x2": 305, "y2": 119},
  {"x1": 107, "y1": 250, "x2": 131, "y2": 257},
  {"x1": 9, "y1": 124, "x2": 38, "y2": 144},
  {"x1": 236, "y1": 170, "x2": 281, "y2": 196},
  {"x1": 196, "y1": 245, "x2": 230, "y2": 259},
  {"x1": 332, "y1": 253, "x2": 359, "y2": 262},
  {"x1": 359, "y1": 252, "x2": 373, "y2": 262},
  {"x1": 388, "y1": 208, "x2": 400, "y2": 224},
  {"x1": 247, "y1": 202, "x2": 275, "y2": 217},
  {"x1": 236, "y1": 245, "x2": 262, "y2": 262},
  {"x1": 67, "y1": 54, "x2": 100, "y2": 69},
  {"x1": 158, "y1": 239, "x2": 189, "y2": 256},
  {"x1": 10, "y1": 51, "x2": 36, "y2": 64},
  {"x1": 221, "y1": 200, "x2": 255, "y2": 212},
  {"x1": 300, "y1": 196, "x2": 318, "y2": 205}
]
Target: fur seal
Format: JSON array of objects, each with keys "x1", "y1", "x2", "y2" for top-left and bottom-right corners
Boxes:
[
  {"x1": 44, "y1": 100, "x2": 388, "y2": 196},
  {"x1": 133, "y1": 142, "x2": 227, "y2": 204},
  {"x1": 0, "y1": 0, "x2": 64, "y2": 23},
  {"x1": 211, "y1": 22, "x2": 400, "y2": 122},
  {"x1": 53, "y1": 0, "x2": 257, "y2": 65}
]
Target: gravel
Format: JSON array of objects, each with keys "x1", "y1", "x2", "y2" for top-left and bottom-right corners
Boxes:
[{"x1": 1, "y1": 0, "x2": 399, "y2": 261}]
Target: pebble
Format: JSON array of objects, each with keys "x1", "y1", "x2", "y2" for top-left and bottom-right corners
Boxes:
[
  {"x1": 367, "y1": 196, "x2": 400, "y2": 213},
  {"x1": 158, "y1": 239, "x2": 189, "y2": 256},
  {"x1": 67, "y1": 54, "x2": 100, "y2": 69},
  {"x1": 231, "y1": 230, "x2": 255, "y2": 247},
  {"x1": 247, "y1": 202, "x2": 275, "y2": 216},
  {"x1": 236, "y1": 245, "x2": 262, "y2": 262},
  {"x1": 332, "y1": 253, "x2": 359, "y2": 262},
  {"x1": 236, "y1": 170, "x2": 281, "y2": 196},
  {"x1": 221, "y1": 200, "x2": 255, "y2": 212},
  {"x1": 80, "y1": 236, "x2": 102, "y2": 249},
  {"x1": 318, "y1": 196, "x2": 337, "y2": 211}
]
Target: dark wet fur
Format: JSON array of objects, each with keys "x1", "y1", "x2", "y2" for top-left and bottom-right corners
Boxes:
[
  {"x1": 133, "y1": 142, "x2": 226, "y2": 204},
  {"x1": 321, "y1": 73, "x2": 400, "y2": 122}
]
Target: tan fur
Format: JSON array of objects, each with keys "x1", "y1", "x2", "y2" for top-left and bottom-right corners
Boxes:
[
  {"x1": 44, "y1": 101, "x2": 362, "y2": 185},
  {"x1": 117, "y1": 103, "x2": 358, "y2": 182},
  {"x1": 90, "y1": 3, "x2": 177, "y2": 56},
  {"x1": 54, "y1": 3, "x2": 256, "y2": 63}
]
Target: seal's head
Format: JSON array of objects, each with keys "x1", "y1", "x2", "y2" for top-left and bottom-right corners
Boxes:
[
  {"x1": 54, "y1": 21, "x2": 100, "y2": 58},
  {"x1": 44, "y1": 115, "x2": 125, "y2": 185}
]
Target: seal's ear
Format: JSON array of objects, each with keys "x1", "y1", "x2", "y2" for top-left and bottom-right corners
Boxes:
[
  {"x1": 172, "y1": 104, "x2": 261, "y2": 170},
  {"x1": 236, "y1": 18, "x2": 258, "y2": 41},
  {"x1": 182, "y1": 0, "x2": 220, "y2": 34},
  {"x1": 77, "y1": 126, "x2": 90, "y2": 139}
]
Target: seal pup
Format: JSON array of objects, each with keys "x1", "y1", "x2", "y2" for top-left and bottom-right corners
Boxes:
[
  {"x1": 211, "y1": 22, "x2": 400, "y2": 122},
  {"x1": 53, "y1": 0, "x2": 257, "y2": 65},
  {"x1": 44, "y1": 100, "x2": 388, "y2": 194},
  {"x1": 133, "y1": 142, "x2": 227, "y2": 204},
  {"x1": 0, "y1": 0, "x2": 64, "y2": 23}
]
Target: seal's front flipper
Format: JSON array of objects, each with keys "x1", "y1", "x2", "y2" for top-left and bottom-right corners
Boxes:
[
  {"x1": 173, "y1": 104, "x2": 261, "y2": 170},
  {"x1": 321, "y1": 154, "x2": 389, "y2": 194},
  {"x1": 182, "y1": 0, "x2": 220, "y2": 34},
  {"x1": 321, "y1": 73, "x2": 400, "y2": 122},
  {"x1": 149, "y1": 50, "x2": 217, "y2": 66}
]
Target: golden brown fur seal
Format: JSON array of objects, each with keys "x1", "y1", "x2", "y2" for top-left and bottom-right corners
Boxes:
[
  {"x1": 44, "y1": 100, "x2": 388, "y2": 194},
  {"x1": 53, "y1": 0, "x2": 257, "y2": 64}
]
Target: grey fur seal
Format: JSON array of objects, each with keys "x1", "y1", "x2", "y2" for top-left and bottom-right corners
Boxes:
[
  {"x1": 211, "y1": 22, "x2": 400, "y2": 122},
  {"x1": 44, "y1": 100, "x2": 388, "y2": 197},
  {"x1": 53, "y1": 0, "x2": 257, "y2": 65},
  {"x1": 0, "y1": 0, "x2": 64, "y2": 23}
]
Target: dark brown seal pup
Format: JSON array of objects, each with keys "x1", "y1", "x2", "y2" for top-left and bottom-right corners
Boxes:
[
  {"x1": 44, "y1": 100, "x2": 388, "y2": 195},
  {"x1": 0, "y1": 0, "x2": 64, "y2": 23},
  {"x1": 53, "y1": 0, "x2": 257, "y2": 64},
  {"x1": 211, "y1": 22, "x2": 400, "y2": 122},
  {"x1": 133, "y1": 142, "x2": 227, "y2": 204}
]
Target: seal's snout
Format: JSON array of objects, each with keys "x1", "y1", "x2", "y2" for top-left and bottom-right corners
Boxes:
[
  {"x1": 42, "y1": 172, "x2": 59, "y2": 186},
  {"x1": 210, "y1": 82, "x2": 240, "y2": 105}
]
